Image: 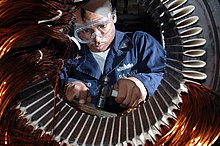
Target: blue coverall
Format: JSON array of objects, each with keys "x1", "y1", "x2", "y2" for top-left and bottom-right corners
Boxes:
[{"x1": 60, "y1": 30, "x2": 166, "y2": 112}]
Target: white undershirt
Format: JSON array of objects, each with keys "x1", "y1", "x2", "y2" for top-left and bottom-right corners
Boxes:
[{"x1": 91, "y1": 49, "x2": 110, "y2": 73}]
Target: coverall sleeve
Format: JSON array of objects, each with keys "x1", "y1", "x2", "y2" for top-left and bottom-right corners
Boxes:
[
  {"x1": 131, "y1": 32, "x2": 166, "y2": 96},
  {"x1": 59, "y1": 60, "x2": 83, "y2": 87}
]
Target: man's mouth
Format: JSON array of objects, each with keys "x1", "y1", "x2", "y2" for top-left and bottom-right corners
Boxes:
[
  {"x1": 95, "y1": 44, "x2": 103, "y2": 47},
  {"x1": 94, "y1": 42, "x2": 106, "y2": 48}
]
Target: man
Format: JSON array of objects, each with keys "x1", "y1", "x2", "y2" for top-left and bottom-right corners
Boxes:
[{"x1": 60, "y1": 0, "x2": 166, "y2": 113}]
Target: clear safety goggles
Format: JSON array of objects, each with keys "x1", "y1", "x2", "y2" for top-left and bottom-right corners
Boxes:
[{"x1": 74, "y1": 17, "x2": 115, "y2": 44}]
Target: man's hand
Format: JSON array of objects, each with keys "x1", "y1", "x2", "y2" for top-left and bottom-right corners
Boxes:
[
  {"x1": 65, "y1": 81, "x2": 91, "y2": 104},
  {"x1": 114, "y1": 77, "x2": 148, "y2": 107}
]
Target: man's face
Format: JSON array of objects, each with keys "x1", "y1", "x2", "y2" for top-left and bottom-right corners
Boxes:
[{"x1": 74, "y1": 10, "x2": 115, "y2": 52}]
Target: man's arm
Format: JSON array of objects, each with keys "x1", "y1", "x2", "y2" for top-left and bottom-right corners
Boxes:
[
  {"x1": 114, "y1": 31, "x2": 166, "y2": 107},
  {"x1": 132, "y1": 32, "x2": 166, "y2": 96}
]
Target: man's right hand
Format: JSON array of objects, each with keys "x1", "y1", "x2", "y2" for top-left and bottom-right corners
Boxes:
[{"x1": 65, "y1": 81, "x2": 91, "y2": 104}]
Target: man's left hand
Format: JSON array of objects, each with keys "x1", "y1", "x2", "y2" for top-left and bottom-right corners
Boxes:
[{"x1": 113, "y1": 77, "x2": 148, "y2": 107}]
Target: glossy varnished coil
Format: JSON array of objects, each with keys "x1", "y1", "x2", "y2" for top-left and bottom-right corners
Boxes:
[
  {"x1": 14, "y1": 0, "x2": 209, "y2": 145},
  {"x1": 5, "y1": 0, "x2": 218, "y2": 145}
]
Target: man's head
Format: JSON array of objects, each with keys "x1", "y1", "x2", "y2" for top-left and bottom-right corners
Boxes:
[{"x1": 73, "y1": 0, "x2": 116, "y2": 52}]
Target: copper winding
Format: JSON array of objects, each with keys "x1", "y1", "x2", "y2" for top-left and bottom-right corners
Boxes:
[
  {"x1": 0, "y1": 0, "x2": 86, "y2": 144},
  {"x1": 1, "y1": 0, "x2": 220, "y2": 145},
  {"x1": 0, "y1": 0, "x2": 82, "y2": 120},
  {"x1": 156, "y1": 82, "x2": 220, "y2": 145}
]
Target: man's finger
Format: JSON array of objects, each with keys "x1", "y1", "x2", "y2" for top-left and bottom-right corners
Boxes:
[
  {"x1": 128, "y1": 88, "x2": 140, "y2": 107},
  {"x1": 86, "y1": 96, "x2": 92, "y2": 103},
  {"x1": 65, "y1": 84, "x2": 77, "y2": 101},
  {"x1": 78, "y1": 89, "x2": 89, "y2": 104},
  {"x1": 79, "y1": 98, "x2": 86, "y2": 104},
  {"x1": 115, "y1": 81, "x2": 127, "y2": 104}
]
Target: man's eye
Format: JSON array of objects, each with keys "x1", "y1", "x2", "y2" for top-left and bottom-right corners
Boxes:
[
  {"x1": 82, "y1": 29, "x2": 90, "y2": 33},
  {"x1": 99, "y1": 24, "x2": 107, "y2": 29}
]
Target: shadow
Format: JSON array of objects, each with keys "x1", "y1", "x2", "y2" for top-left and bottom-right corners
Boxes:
[{"x1": 116, "y1": 13, "x2": 162, "y2": 43}]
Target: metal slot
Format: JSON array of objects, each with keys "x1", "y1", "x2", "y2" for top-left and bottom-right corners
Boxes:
[
  {"x1": 183, "y1": 49, "x2": 206, "y2": 57},
  {"x1": 167, "y1": 0, "x2": 187, "y2": 12},
  {"x1": 171, "y1": 5, "x2": 195, "y2": 20},
  {"x1": 182, "y1": 70, "x2": 207, "y2": 80},
  {"x1": 180, "y1": 27, "x2": 203, "y2": 38},
  {"x1": 177, "y1": 16, "x2": 199, "y2": 29},
  {"x1": 182, "y1": 38, "x2": 206, "y2": 47}
]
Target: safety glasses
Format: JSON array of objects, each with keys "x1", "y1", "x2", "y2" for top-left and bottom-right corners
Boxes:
[{"x1": 74, "y1": 17, "x2": 115, "y2": 44}]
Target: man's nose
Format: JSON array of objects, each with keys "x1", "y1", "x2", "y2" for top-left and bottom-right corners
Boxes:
[
  {"x1": 92, "y1": 28, "x2": 102, "y2": 43},
  {"x1": 94, "y1": 33, "x2": 102, "y2": 43}
]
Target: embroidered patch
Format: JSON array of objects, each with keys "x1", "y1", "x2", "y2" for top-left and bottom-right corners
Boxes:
[
  {"x1": 74, "y1": 54, "x2": 82, "y2": 59},
  {"x1": 117, "y1": 63, "x2": 134, "y2": 72}
]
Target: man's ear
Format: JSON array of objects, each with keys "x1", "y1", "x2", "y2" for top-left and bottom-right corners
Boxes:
[{"x1": 112, "y1": 13, "x2": 117, "y2": 23}]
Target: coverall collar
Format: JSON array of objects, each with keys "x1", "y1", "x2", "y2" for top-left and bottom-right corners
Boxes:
[{"x1": 76, "y1": 45, "x2": 102, "y2": 79}]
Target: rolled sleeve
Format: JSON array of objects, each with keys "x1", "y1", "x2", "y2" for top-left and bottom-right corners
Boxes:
[{"x1": 132, "y1": 72, "x2": 164, "y2": 96}]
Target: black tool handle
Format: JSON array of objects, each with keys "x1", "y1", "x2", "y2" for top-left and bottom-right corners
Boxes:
[{"x1": 96, "y1": 76, "x2": 112, "y2": 109}]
